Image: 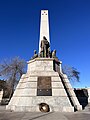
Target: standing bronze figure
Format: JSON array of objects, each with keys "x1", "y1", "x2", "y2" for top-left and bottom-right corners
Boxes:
[{"x1": 40, "y1": 36, "x2": 50, "y2": 57}]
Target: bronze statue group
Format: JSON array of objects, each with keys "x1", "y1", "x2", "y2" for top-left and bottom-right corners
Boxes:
[{"x1": 31, "y1": 36, "x2": 57, "y2": 59}]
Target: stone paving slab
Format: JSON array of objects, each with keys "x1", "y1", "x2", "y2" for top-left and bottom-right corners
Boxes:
[
  {"x1": 0, "y1": 111, "x2": 90, "y2": 120},
  {"x1": 0, "y1": 111, "x2": 68, "y2": 120},
  {"x1": 0, "y1": 106, "x2": 90, "y2": 120},
  {"x1": 64, "y1": 112, "x2": 90, "y2": 120}
]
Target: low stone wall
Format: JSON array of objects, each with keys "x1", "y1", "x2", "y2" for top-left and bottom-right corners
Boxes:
[
  {"x1": 74, "y1": 88, "x2": 88, "y2": 109},
  {"x1": 0, "y1": 90, "x2": 3, "y2": 103}
]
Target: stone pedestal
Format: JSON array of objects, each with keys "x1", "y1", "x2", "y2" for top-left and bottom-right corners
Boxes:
[{"x1": 6, "y1": 58, "x2": 82, "y2": 112}]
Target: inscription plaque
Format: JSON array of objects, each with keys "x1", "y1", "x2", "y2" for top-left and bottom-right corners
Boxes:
[{"x1": 37, "y1": 76, "x2": 52, "y2": 96}]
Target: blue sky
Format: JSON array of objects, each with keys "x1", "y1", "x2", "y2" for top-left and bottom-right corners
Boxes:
[{"x1": 0, "y1": 0, "x2": 90, "y2": 88}]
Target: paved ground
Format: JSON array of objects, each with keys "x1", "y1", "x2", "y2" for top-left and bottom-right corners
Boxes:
[{"x1": 0, "y1": 106, "x2": 90, "y2": 120}]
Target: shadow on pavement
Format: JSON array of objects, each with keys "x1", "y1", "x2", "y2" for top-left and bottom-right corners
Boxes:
[{"x1": 29, "y1": 112, "x2": 53, "y2": 120}]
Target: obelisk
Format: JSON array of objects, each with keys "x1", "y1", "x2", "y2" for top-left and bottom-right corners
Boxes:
[{"x1": 39, "y1": 10, "x2": 50, "y2": 52}]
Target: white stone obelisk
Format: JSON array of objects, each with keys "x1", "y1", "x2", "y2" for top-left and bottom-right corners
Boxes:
[{"x1": 39, "y1": 10, "x2": 50, "y2": 52}]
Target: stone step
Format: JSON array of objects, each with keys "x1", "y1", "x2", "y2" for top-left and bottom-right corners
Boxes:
[{"x1": 83, "y1": 103, "x2": 90, "y2": 111}]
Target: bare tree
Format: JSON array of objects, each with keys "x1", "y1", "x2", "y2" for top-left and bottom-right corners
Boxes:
[
  {"x1": 0, "y1": 57, "x2": 26, "y2": 99},
  {"x1": 62, "y1": 65, "x2": 80, "y2": 83}
]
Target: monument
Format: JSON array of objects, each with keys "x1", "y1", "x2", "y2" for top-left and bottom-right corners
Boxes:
[{"x1": 6, "y1": 10, "x2": 82, "y2": 112}]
